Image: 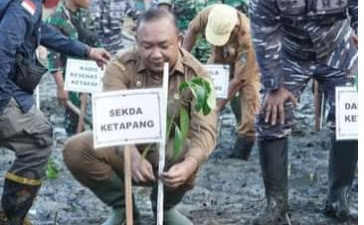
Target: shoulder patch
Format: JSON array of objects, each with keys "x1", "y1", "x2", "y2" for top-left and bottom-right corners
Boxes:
[{"x1": 22, "y1": 0, "x2": 36, "y2": 16}]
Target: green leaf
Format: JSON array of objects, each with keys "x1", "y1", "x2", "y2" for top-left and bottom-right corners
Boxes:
[
  {"x1": 179, "y1": 82, "x2": 190, "y2": 93},
  {"x1": 173, "y1": 124, "x2": 183, "y2": 159},
  {"x1": 180, "y1": 108, "x2": 189, "y2": 138},
  {"x1": 192, "y1": 84, "x2": 206, "y2": 112},
  {"x1": 202, "y1": 103, "x2": 212, "y2": 115},
  {"x1": 206, "y1": 80, "x2": 216, "y2": 112},
  {"x1": 46, "y1": 158, "x2": 60, "y2": 179}
]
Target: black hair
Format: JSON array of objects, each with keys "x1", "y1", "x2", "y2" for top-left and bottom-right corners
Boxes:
[{"x1": 136, "y1": 8, "x2": 180, "y2": 36}]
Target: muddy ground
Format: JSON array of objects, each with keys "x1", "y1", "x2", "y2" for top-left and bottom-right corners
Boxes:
[{"x1": 0, "y1": 52, "x2": 358, "y2": 225}]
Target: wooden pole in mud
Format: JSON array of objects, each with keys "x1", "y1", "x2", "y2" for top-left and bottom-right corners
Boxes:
[
  {"x1": 76, "y1": 93, "x2": 88, "y2": 133},
  {"x1": 124, "y1": 146, "x2": 133, "y2": 225}
]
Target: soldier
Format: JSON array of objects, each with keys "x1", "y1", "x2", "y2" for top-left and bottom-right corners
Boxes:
[
  {"x1": 63, "y1": 8, "x2": 217, "y2": 225},
  {"x1": 46, "y1": 0, "x2": 101, "y2": 135},
  {"x1": 250, "y1": 0, "x2": 358, "y2": 224},
  {"x1": 182, "y1": 4, "x2": 260, "y2": 160},
  {"x1": 158, "y1": 0, "x2": 201, "y2": 31},
  {"x1": 0, "y1": 0, "x2": 110, "y2": 224},
  {"x1": 88, "y1": 0, "x2": 134, "y2": 56}
]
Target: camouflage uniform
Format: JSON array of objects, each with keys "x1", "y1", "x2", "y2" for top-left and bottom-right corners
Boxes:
[
  {"x1": 46, "y1": 5, "x2": 100, "y2": 135},
  {"x1": 250, "y1": 0, "x2": 357, "y2": 139},
  {"x1": 88, "y1": 0, "x2": 131, "y2": 55},
  {"x1": 249, "y1": 0, "x2": 358, "y2": 224}
]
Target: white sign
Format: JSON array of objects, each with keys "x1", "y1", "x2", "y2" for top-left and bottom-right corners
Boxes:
[
  {"x1": 335, "y1": 86, "x2": 358, "y2": 140},
  {"x1": 64, "y1": 59, "x2": 103, "y2": 93},
  {"x1": 92, "y1": 88, "x2": 163, "y2": 148},
  {"x1": 203, "y1": 64, "x2": 230, "y2": 99}
]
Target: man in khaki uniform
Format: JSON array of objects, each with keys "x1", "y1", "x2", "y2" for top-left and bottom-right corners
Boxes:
[
  {"x1": 183, "y1": 4, "x2": 260, "y2": 160},
  {"x1": 63, "y1": 9, "x2": 217, "y2": 225}
]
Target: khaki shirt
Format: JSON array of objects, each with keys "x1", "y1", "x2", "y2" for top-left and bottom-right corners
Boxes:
[
  {"x1": 188, "y1": 4, "x2": 260, "y2": 82},
  {"x1": 103, "y1": 47, "x2": 217, "y2": 165}
]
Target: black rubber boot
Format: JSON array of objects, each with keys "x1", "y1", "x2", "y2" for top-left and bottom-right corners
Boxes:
[
  {"x1": 1, "y1": 178, "x2": 40, "y2": 225},
  {"x1": 252, "y1": 138, "x2": 288, "y2": 225},
  {"x1": 324, "y1": 138, "x2": 357, "y2": 221},
  {"x1": 231, "y1": 136, "x2": 255, "y2": 160}
]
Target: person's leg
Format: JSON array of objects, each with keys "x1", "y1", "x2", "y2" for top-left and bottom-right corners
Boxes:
[
  {"x1": 0, "y1": 100, "x2": 53, "y2": 225},
  {"x1": 252, "y1": 58, "x2": 312, "y2": 225},
  {"x1": 232, "y1": 77, "x2": 260, "y2": 160},
  {"x1": 63, "y1": 131, "x2": 140, "y2": 225},
  {"x1": 316, "y1": 64, "x2": 358, "y2": 221}
]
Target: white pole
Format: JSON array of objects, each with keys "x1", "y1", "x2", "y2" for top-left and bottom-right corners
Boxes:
[
  {"x1": 35, "y1": 86, "x2": 40, "y2": 109},
  {"x1": 157, "y1": 62, "x2": 169, "y2": 225}
]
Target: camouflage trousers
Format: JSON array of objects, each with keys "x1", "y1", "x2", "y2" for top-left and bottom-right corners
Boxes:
[
  {"x1": 256, "y1": 56, "x2": 357, "y2": 140},
  {"x1": 0, "y1": 98, "x2": 53, "y2": 224}
]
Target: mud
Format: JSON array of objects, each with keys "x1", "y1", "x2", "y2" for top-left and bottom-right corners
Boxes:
[{"x1": 0, "y1": 56, "x2": 357, "y2": 225}]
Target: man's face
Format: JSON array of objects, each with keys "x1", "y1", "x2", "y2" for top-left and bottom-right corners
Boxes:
[
  {"x1": 74, "y1": 0, "x2": 90, "y2": 9},
  {"x1": 136, "y1": 19, "x2": 180, "y2": 74}
]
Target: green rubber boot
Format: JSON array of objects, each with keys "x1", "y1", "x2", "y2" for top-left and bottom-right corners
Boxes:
[
  {"x1": 87, "y1": 171, "x2": 140, "y2": 225},
  {"x1": 164, "y1": 208, "x2": 193, "y2": 225}
]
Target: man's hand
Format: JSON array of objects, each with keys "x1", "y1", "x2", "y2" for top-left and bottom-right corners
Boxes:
[
  {"x1": 261, "y1": 87, "x2": 298, "y2": 125},
  {"x1": 87, "y1": 48, "x2": 111, "y2": 67},
  {"x1": 131, "y1": 149, "x2": 155, "y2": 184},
  {"x1": 57, "y1": 88, "x2": 68, "y2": 107},
  {"x1": 352, "y1": 34, "x2": 358, "y2": 49},
  {"x1": 162, "y1": 156, "x2": 198, "y2": 189}
]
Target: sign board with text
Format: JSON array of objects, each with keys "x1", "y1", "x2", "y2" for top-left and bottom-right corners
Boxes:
[
  {"x1": 335, "y1": 86, "x2": 357, "y2": 140},
  {"x1": 65, "y1": 59, "x2": 104, "y2": 93},
  {"x1": 203, "y1": 64, "x2": 230, "y2": 99},
  {"x1": 92, "y1": 88, "x2": 163, "y2": 148}
]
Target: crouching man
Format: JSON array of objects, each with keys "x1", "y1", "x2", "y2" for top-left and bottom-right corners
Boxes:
[{"x1": 63, "y1": 8, "x2": 217, "y2": 225}]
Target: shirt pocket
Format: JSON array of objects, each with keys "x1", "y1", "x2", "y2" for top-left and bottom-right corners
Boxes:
[
  {"x1": 314, "y1": 0, "x2": 348, "y2": 15},
  {"x1": 276, "y1": 0, "x2": 306, "y2": 15}
]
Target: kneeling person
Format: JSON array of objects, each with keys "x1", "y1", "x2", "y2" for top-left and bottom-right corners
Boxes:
[{"x1": 63, "y1": 9, "x2": 217, "y2": 225}]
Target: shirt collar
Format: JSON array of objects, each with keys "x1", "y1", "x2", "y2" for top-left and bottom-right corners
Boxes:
[{"x1": 137, "y1": 48, "x2": 185, "y2": 75}]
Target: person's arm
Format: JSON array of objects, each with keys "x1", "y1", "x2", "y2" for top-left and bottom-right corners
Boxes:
[
  {"x1": 216, "y1": 77, "x2": 244, "y2": 111},
  {"x1": 250, "y1": 0, "x2": 299, "y2": 125},
  {"x1": 162, "y1": 76, "x2": 217, "y2": 189},
  {"x1": 40, "y1": 22, "x2": 110, "y2": 65},
  {"x1": 217, "y1": 31, "x2": 260, "y2": 111},
  {"x1": 0, "y1": 0, "x2": 31, "y2": 87},
  {"x1": 185, "y1": 77, "x2": 217, "y2": 165},
  {"x1": 104, "y1": 58, "x2": 156, "y2": 184},
  {"x1": 182, "y1": 6, "x2": 211, "y2": 52},
  {"x1": 249, "y1": 0, "x2": 282, "y2": 92}
]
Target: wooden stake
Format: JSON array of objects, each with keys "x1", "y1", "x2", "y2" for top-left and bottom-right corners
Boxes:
[
  {"x1": 66, "y1": 100, "x2": 92, "y2": 124},
  {"x1": 124, "y1": 146, "x2": 133, "y2": 225},
  {"x1": 76, "y1": 93, "x2": 88, "y2": 133},
  {"x1": 157, "y1": 63, "x2": 170, "y2": 225}
]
